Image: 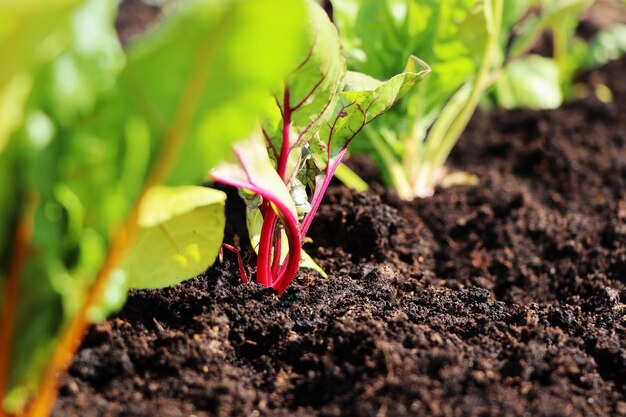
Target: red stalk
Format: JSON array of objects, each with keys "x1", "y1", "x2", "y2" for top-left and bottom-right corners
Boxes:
[
  {"x1": 278, "y1": 88, "x2": 291, "y2": 178},
  {"x1": 256, "y1": 211, "x2": 277, "y2": 286},
  {"x1": 271, "y1": 231, "x2": 282, "y2": 279},
  {"x1": 220, "y1": 243, "x2": 248, "y2": 283},
  {"x1": 257, "y1": 87, "x2": 294, "y2": 288},
  {"x1": 256, "y1": 200, "x2": 301, "y2": 294},
  {"x1": 269, "y1": 208, "x2": 301, "y2": 294},
  {"x1": 211, "y1": 171, "x2": 302, "y2": 293}
]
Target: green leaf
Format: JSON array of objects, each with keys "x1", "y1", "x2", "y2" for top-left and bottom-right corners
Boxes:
[
  {"x1": 509, "y1": 0, "x2": 593, "y2": 58},
  {"x1": 500, "y1": 0, "x2": 529, "y2": 38},
  {"x1": 3, "y1": 0, "x2": 126, "y2": 410},
  {"x1": 314, "y1": 56, "x2": 430, "y2": 166},
  {"x1": 0, "y1": 131, "x2": 21, "y2": 268},
  {"x1": 0, "y1": 74, "x2": 32, "y2": 154},
  {"x1": 541, "y1": 0, "x2": 593, "y2": 27},
  {"x1": 333, "y1": 0, "x2": 481, "y2": 117},
  {"x1": 123, "y1": 186, "x2": 226, "y2": 289},
  {"x1": 497, "y1": 54, "x2": 562, "y2": 109},
  {"x1": 123, "y1": 0, "x2": 307, "y2": 186},
  {"x1": 261, "y1": 0, "x2": 345, "y2": 179},
  {"x1": 334, "y1": 0, "x2": 507, "y2": 199},
  {"x1": 585, "y1": 24, "x2": 626, "y2": 69},
  {"x1": 45, "y1": 0, "x2": 124, "y2": 124},
  {"x1": 0, "y1": 0, "x2": 80, "y2": 90},
  {"x1": 300, "y1": 249, "x2": 328, "y2": 278},
  {"x1": 0, "y1": 0, "x2": 80, "y2": 153},
  {"x1": 2, "y1": 0, "x2": 308, "y2": 412}
]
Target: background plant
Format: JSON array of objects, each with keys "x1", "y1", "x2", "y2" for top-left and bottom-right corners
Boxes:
[
  {"x1": 332, "y1": 0, "x2": 505, "y2": 199},
  {"x1": 491, "y1": 0, "x2": 626, "y2": 109},
  {"x1": 331, "y1": 0, "x2": 626, "y2": 199}
]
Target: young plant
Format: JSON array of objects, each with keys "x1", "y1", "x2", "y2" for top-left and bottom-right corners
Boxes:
[
  {"x1": 0, "y1": 0, "x2": 307, "y2": 415},
  {"x1": 493, "y1": 0, "x2": 626, "y2": 108},
  {"x1": 332, "y1": 0, "x2": 625, "y2": 199},
  {"x1": 332, "y1": 0, "x2": 505, "y2": 199},
  {"x1": 211, "y1": 0, "x2": 430, "y2": 294}
]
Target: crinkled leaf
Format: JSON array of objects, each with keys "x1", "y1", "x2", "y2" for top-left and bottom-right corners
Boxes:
[
  {"x1": 261, "y1": 0, "x2": 345, "y2": 179},
  {"x1": 123, "y1": 186, "x2": 226, "y2": 289},
  {"x1": 314, "y1": 56, "x2": 430, "y2": 166}
]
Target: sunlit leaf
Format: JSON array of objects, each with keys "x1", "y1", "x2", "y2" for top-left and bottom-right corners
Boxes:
[
  {"x1": 123, "y1": 0, "x2": 307, "y2": 185},
  {"x1": 124, "y1": 186, "x2": 226, "y2": 289}
]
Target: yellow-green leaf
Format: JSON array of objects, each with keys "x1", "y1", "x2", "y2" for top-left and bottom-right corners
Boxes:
[{"x1": 124, "y1": 186, "x2": 226, "y2": 289}]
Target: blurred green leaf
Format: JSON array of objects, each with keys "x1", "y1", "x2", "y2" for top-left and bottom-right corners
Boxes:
[
  {"x1": 332, "y1": 0, "x2": 499, "y2": 199},
  {"x1": 124, "y1": 186, "x2": 226, "y2": 289},
  {"x1": 585, "y1": 24, "x2": 626, "y2": 69},
  {"x1": 496, "y1": 54, "x2": 562, "y2": 109},
  {"x1": 2, "y1": 0, "x2": 308, "y2": 412},
  {"x1": 0, "y1": 0, "x2": 81, "y2": 153},
  {"x1": 123, "y1": 0, "x2": 307, "y2": 185},
  {"x1": 0, "y1": 0, "x2": 80, "y2": 89},
  {"x1": 333, "y1": 0, "x2": 481, "y2": 122}
]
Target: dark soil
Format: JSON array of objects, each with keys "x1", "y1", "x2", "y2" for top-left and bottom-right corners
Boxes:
[{"x1": 53, "y1": 11, "x2": 626, "y2": 417}]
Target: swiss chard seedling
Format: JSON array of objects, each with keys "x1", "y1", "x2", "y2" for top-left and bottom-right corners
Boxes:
[{"x1": 211, "y1": 0, "x2": 430, "y2": 294}]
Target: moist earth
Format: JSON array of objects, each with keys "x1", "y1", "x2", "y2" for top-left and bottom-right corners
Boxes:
[{"x1": 53, "y1": 9, "x2": 626, "y2": 417}]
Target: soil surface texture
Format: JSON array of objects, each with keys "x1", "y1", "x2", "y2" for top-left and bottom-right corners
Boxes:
[{"x1": 53, "y1": 9, "x2": 626, "y2": 417}]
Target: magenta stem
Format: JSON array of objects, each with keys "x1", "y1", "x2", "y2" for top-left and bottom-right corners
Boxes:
[
  {"x1": 300, "y1": 147, "x2": 347, "y2": 238},
  {"x1": 256, "y1": 212, "x2": 277, "y2": 286},
  {"x1": 270, "y1": 208, "x2": 302, "y2": 294},
  {"x1": 220, "y1": 243, "x2": 248, "y2": 284},
  {"x1": 257, "y1": 88, "x2": 295, "y2": 288}
]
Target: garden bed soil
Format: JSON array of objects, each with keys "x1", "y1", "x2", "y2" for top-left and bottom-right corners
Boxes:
[{"x1": 53, "y1": 23, "x2": 626, "y2": 417}]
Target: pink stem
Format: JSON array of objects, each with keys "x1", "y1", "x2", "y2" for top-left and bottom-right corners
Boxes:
[
  {"x1": 220, "y1": 243, "x2": 248, "y2": 284},
  {"x1": 278, "y1": 88, "x2": 291, "y2": 178},
  {"x1": 300, "y1": 147, "x2": 348, "y2": 238},
  {"x1": 258, "y1": 88, "x2": 293, "y2": 287},
  {"x1": 256, "y1": 199, "x2": 301, "y2": 294},
  {"x1": 270, "y1": 209, "x2": 302, "y2": 295}
]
